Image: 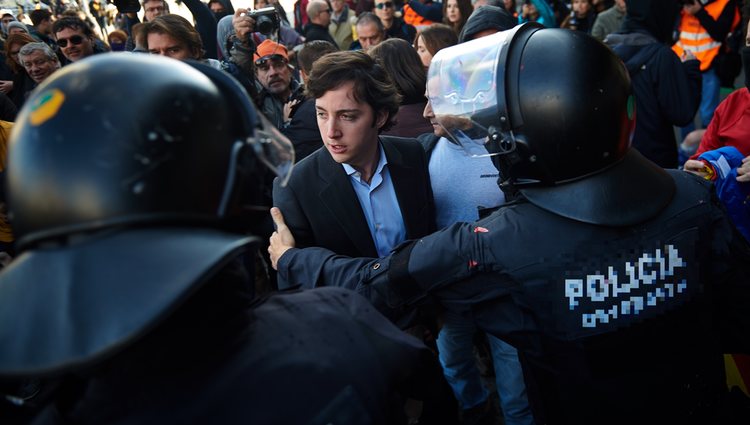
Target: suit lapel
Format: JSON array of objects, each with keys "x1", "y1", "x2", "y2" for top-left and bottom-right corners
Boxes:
[
  {"x1": 316, "y1": 149, "x2": 378, "y2": 257},
  {"x1": 382, "y1": 138, "x2": 423, "y2": 240}
]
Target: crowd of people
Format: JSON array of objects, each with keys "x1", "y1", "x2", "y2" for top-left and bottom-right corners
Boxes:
[{"x1": 0, "y1": 0, "x2": 748, "y2": 424}]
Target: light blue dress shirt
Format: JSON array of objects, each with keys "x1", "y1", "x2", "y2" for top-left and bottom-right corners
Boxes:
[{"x1": 342, "y1": 143, "x2": 406, "y2": 257}]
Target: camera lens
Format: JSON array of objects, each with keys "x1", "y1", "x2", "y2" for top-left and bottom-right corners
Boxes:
[{"x1": 257, "y1": 16, "x2": 273, "y2": 35}]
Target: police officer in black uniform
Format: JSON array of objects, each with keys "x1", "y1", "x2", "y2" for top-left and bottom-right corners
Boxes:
[
  {"x1": 269, "y1": 23, "x2": 750, "y2": 424},
  {"x1": 0, "y1": 54, "x2": 451, "y2": 425}
]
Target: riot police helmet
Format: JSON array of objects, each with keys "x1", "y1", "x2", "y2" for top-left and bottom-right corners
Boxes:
[
  {"x1": 427, "y1": 23, "x2": 675, "y2": 226},
  {"x1": 7, "y1": 54, "x2": 294, "y2": 250}
]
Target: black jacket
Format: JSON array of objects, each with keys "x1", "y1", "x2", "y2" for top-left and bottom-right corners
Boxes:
[
  {"x1": 280, "y1": 97, "x2": 323, "y2": 161},
  {"x1": 608, "y1": 32, "x2": 701, "y2": 168},
  {"x1": 272, "y1": 135, "x2": 435, "y2": 262},
  {"x1": 303, "y1": 22, "x2": 338, "y2": 45},
  {"x1": 276, "y1": 168, "x2": 750, "y2": 424}
]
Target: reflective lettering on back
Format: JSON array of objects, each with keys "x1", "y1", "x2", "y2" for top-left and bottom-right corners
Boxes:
[{"x1": 564, "y1": 245, "x2": 690, "y2": 330}]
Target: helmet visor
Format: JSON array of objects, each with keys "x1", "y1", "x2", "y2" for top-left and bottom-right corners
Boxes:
[
  {"x1": 250, "y1": 112, "x2": 295, "y2": 186},
  {"x1": 427, "y1": 30, "x2": 509, "y2": 157}
]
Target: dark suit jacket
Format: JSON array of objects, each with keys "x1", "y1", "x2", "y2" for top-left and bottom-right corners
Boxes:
[{"x1": 273, "y1": 136, "x2": 436, "y2": 259}]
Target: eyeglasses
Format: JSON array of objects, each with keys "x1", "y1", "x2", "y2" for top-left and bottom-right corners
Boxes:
[
  {"x1": 145, "y1": 6, "x2": 165, "y2": 14},
  {"x1": 255, "y1": 55, "x2": 288, "y2": 71},
  {"x1": 56, "y1": 35, "x2": 84, "y2": 48},
  {"x1": 375, "y1": 1, "x2": 394, "y2": 9}
]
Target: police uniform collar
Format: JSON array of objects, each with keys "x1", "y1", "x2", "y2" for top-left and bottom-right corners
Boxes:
[
  {"x1": 0, "y1": 226, "x2": 258, "y2": 376},
  {"x1": 520, "y1": 149, "x2": 676, "y2": 227}
]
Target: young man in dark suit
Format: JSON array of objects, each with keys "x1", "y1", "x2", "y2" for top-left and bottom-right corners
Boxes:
[{"x1": 272, "y1": 50, "x2": 435, "y2": 269}]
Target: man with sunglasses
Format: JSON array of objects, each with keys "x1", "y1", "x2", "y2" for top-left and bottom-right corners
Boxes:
[
  {"x1": 303, "y1": 0, "x2": 338, "y2": 45},
  {"x1": 373, "y1": 0, "x2": 417, "y2": 43},
  {"x1": 253, "y1": 39, "x2": 303, "y2": 130},
  {"x1": 52, "y1": 17, "x2": 104, "y2": 64}
]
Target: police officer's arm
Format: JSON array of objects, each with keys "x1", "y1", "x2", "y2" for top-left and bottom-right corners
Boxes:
[
  {"x1": 709, "y1": 205, "x2": 750, "y2": 354},
  {"x1": 270, "y1": 207, "x2": 491, "y2": 306},
  {"x1": 269, "y1": 206, "x2": 379, "y2": 290},
  {"x1": 688, "y1": 0, "x2": 738, "y2": 42}
]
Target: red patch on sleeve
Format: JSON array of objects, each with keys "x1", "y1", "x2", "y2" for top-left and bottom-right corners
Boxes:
[{"x1": 473, "y1": 226, "x2": 489, "y2": 233}]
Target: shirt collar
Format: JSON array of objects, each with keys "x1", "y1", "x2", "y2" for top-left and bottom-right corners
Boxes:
[{"x1": 342, "y1": 141, "x2": 387, "y2": 178}]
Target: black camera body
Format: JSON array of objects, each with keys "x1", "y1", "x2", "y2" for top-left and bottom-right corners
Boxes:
[
  {"x1": 113, "y1": 0, "x2": 141, "y2": 13},
  {"x1": 246, "y1": 7, "x2": 280, "y2": 36}
]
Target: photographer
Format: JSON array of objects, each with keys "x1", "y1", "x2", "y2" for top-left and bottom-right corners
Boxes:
[{"x1": 231, "y1": 8, "x2": 303, "y2": 130}]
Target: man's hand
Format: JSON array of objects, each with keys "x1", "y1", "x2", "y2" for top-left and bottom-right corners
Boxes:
[
  {"x1": 683, "y1": 0, "x2": 701, "y2": 15},
  {"x1": 684, "y1": 159, "x2": 712, "y2": 179},
  {"x1": 681, "y1": 50, "x2": 697, "y2": 62},
  {"x1": 0, "y1": 80, "x2": 13, "y2": 94},
  {"x1": 233, "y1": 8, "x2": 256, "y2": 43},
  {"x1": 736, "y1": 155, "x2": 750, "y2": 182},
  {"x1": 268, "y1": 207, "x2": 296, "y2": 270}
]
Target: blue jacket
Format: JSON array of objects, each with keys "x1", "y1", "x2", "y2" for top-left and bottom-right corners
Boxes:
[{"x1": 699, "y1": 146, "x2": 750, "y2": 241}]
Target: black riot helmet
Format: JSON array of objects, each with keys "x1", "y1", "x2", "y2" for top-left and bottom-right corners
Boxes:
[
  {"x1": 428, "y1": 23, "x2": 674, "y2": 226},
  {"x1": 8, "y1": 54, "x2": 294, "y2": 250}
]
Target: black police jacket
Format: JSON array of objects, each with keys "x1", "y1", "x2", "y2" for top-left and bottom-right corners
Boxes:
[
  {"x1": 276, "y1": 169, "x2": 750, "y2": 424},
  {"x1": 0, "y1": 227, "x2": 445, "y2": 424}
]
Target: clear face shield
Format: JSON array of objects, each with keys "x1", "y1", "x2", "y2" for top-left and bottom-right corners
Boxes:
[
  {"x1": 427, "y1": 29, "x2": 514, "y2": 158},
  {"x1": 248, "y1": 112, "x2": 295, "y2": 186}
]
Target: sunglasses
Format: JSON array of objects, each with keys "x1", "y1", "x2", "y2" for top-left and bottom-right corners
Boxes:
[
  {"x1": 57, "y1": 35, "x2": 84, "y2": 48},
  {"x1": 255, "y1": 55, "x2": 289, "y2": 71},
  {"x1": 375, "y1": 1, "x2": 394, "y2": 9}
]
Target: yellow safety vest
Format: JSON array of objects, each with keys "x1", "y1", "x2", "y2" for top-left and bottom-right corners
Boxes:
[{"x1": 672, "y1": 0, "x2": 740, "y2": 71}]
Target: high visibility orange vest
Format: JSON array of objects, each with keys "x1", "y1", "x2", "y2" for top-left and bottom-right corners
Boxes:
[
  {"x1": 672, "y1": 0, "x2": 740, "y2": 71},
  {"x1": 402, "y1": 4, "x2": 436, "y2": 29}
]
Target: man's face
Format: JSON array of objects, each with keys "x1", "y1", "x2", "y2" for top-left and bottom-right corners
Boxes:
[
  {"x1": 316, "y1": 80, "x2": 387, "y2": 170},
  {"x1": 256, "y1": 55, "x2": 292, "y2": 97},
  {"x1": 147, "y1": 32, "x2": 194, "y2": 60},
  {"x1": 572, "y1": 0, "x2": 591, "y2": 16},
  {"x1": 21, "y1": 50, "x2": 58, "y2": 84},
  {"x1": 144, "y1": 0, "x2": 167, "y2": 21},
  {"x1": 373, "y1": 0, "x2": 394, "y2": 22},
  {"x1": 331, "y1": 0, "x2": 345, "y2": 14},
  {"x1": 614, "y1": 0, "x2": 626, "y2": 12},
  {"x1": 423, "y1": 94, "x2": 447, "y2": 137},
  {"x1": 209, "y1": 2, "x2": 225, "y2": 14},
  {"x1": 38, "y1": 17, "x2": 53, "y2": 33},
  {"x1": 356, "y1": 22, "x2": 383, "y2": 51},
  {"x1": 1, "y1": 15, "x2": 14, "y2": 29},
  {"x1": 317, "y1": 7, "x2": 331, "y2": 26},
  {"x1": 55, "y1": 27, "x2": 94, "y2": 62}
]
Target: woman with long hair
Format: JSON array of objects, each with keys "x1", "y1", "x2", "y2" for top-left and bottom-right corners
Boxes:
[
  {"x1": 413, "y1": 23, "x2": 458, "y2": 70},
  {"x1": 3, "y1": 33, "x2": 37, "y2": 109},
  {"x1": 369, "y1": 38, "x2": 433, "y2": 137},
  {"x1": 443, "y1": 0, "x2": 473, "y2": 35}
]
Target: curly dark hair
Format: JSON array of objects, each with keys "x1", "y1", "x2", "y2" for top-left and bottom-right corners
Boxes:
[
  {"x1": 305, "y1": 50, "x2": 402, "y2": 132},
  {"x1": 52, "y1": 16, "x2": 94, "y2": 38}
]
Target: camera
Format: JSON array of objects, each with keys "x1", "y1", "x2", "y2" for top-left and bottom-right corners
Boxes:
[
  {"x1": 245, "y1": 7, "x2": 280, "y2": 36},
  {"x1": 113, "y1": 0, "x2": 141, "y2": 13}
]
